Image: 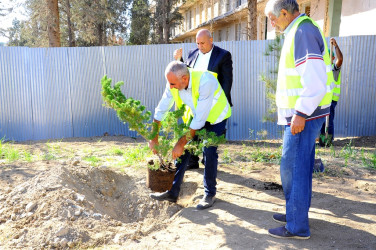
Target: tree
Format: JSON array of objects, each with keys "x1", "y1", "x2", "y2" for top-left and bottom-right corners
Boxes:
[
  {"x1": 0, "y1": 2, "x2": 13, "y2": 38},
  {"x1": 260, "y1": 35, "x2": 282, "y2": 122},
  {"x1": 129, "y1": 0, "x2": 150, "y2": 45},
  {"x1": 247, "y1": 0, "x2": 257, "y2": 40},
  {"x1": 60, "y1": 0, "x2": 75, "y2": 47},
  {"x1": 46, "y1": 0, "x2": 61, "y2": 47},
  {"x1": 151, "y1": 0, "x2": 182, "y2": 44},
  {"x1": 101, "y1": 75, "x2": 226, "y2": 169},
  {"x1": 8, "y1": 18, "x2": 28, "y2": 46},
  {"x1": 10, "y1": 0, "x2": 131, "y2": 47}
]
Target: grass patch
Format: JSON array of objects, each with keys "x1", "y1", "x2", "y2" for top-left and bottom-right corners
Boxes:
[
  {"x1": 116, "y1": 145, "x2": 151, "y2": 168},
  {"x1": 107, "y1": 147, "x2": 125, "y2": 156},
  {"x1": 83, "y1": 155, "x2": 101, "y2": 166},
  {"x1": 0, "y1": 141, "x2": 21, "y2": 162}
]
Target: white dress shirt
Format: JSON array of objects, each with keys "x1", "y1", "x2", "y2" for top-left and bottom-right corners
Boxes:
[
  {"x1": 154, "y1": 71, "x2": 219, "y2": 130},
  {"x1": 193, "y1": 46, "x2": 213, "y2": 71}
]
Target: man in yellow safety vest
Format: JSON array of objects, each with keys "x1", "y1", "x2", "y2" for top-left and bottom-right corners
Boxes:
[
  {"x1": 149, "y1": 61, "x2": 231, "y2": 210},
  {"x1": 319, "y1": 38, "x2": 343, "y2": 147},
  {"x1": 264, "y1": 0, "x2": 334, "y2": 239}
]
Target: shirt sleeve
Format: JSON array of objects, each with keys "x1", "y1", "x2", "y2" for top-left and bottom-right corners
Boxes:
[
  {"x1": 189, "y1": 72, "x2": 218, "y2": 130},
  {"x1": 294, "y1": 21, "x2": 328, "y2": 116},
  {"x1": 154, "y1": 82, "x2": 174, "y2": 121}
]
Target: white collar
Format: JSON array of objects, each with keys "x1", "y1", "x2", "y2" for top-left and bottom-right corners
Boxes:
[{"x1": 198, "y1": 45, "x2": 214, "y2": 56}]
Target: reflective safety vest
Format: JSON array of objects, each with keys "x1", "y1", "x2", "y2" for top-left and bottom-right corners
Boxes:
[
  {"x1": 170, "y1": 68, "x2": 231, "y2": 125},
  {"x1": 332, "y1": 69, "x2": 341, "y2": 101},
  {"x1": 277, "y1": 15, "x2": 334, "y2": 109}
]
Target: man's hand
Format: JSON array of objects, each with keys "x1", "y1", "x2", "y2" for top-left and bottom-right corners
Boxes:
[
  {"x1": 172, "y1": 142, "x2": 185, "y2": 160},
  {"x1": 290, "y1": 114, "x2": 306, "y2": 135},
  {"x1": 172, "y1": 129, "x2": 196, "y2": 159},
  {"x1": 330, "y1": 38, "x2": 338, "y2": 48},
  {"x1": 148, "y1": 137, "x2": 159, "y2": 154},
  {"x1": 173, "y1": 48, "x2": 183, "y2": 61}
]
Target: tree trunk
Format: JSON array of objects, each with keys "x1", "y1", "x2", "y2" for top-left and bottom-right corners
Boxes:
[
  {"x1": 65, "y1": 0, "x2": 75, "y2": 47},
  {"x1": 247, "y1": 0, "x2": 257, "y2": 40},
  {"x1": 46, "y1": 0, "x2": 61, "y2": 47},
  {"x1": 162, "y1": 0, "x2": 169, "y2": 44}
]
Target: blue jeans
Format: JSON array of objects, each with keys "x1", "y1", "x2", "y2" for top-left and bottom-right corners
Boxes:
[
  {"x1": 168, "y1": 119, "x2": 227, "y2": 198},
  {"x1": 320, "y1": 101, "x2": 337, "y2": 139},
  {"x1": 280, "y1": 117, "x2": 325, "y2": 237}
]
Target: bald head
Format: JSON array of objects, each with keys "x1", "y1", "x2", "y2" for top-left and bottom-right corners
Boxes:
[
  {"x1": 196, "y1": 29, "x2": 212, "y2": 39},
  {"x1": 196, "y1": 29, "x2": 213, "y2": 54}
]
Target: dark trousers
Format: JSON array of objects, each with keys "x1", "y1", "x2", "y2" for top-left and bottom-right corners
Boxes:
[
  {"x1": 168, "y1": 119, "x2": 227, "y2": 198},
  {"x1": 320, "y1": 101, "x2": 337, "y2": 139}
]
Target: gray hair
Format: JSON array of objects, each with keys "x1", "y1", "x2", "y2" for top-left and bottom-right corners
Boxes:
[
  {"x1": 264, "y1": 0, "x2": 299, "y2": 17},
  {"x1": 164, "y1": 61, "x2": 189, "y2": 79}
]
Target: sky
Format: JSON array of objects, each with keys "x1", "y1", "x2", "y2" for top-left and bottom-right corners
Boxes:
[{"x1": 0, "y1": 0, "x2": 27, "y2": 44}]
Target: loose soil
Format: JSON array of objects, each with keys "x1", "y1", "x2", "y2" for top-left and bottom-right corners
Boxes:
[{"x1": 0, "y1": 136, "x2": 375, "y2": 249}]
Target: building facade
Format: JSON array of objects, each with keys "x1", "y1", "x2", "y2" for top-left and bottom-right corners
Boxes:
[{"x1": 171, "y1": 0, "x2": 376, "y2": 43}]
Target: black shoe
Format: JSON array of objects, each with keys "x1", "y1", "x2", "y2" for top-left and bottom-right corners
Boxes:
[
  {"x1": 196, "y1": 195, "x2": 216, "y2": 210},
  {"x1": 268, "y1": 226, "x2": 310, "y2": 240},
  {"x1": 150, "y1": 191, "x2": 177, "y2": 202},
  {"x1": 187, "y1": 162, "x2": 199, "y2": 170},
  {"x1": 187, "y1": 155, "x2": 200, "y2": 170},
  {"x1": 273, "y1": 213, "x2": 286, "y2": 224}
]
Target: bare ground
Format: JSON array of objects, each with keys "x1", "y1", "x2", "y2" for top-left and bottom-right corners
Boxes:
[{"x1": 0, "y1": 136, "x2": 375, "y2": 249}]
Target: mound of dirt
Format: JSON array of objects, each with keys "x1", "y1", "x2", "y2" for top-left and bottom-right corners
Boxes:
[{"x1": 0, "y1": 163, "x2": 181, "y2": 248}]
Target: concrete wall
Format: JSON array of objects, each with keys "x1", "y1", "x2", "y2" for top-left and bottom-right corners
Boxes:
[{"x1": 340, "y1": 0, "x2": 376, "y2": 36}]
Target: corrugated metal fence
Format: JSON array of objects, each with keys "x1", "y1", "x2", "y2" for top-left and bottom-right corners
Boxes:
[{"x1": 0, "y1": 36, "x2": 375, "y2": 142}]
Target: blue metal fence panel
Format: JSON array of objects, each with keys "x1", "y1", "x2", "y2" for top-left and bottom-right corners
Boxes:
[
  {"x1": 29, "y1": 47, "x2": 73, "y2": 140},
  {"x1": 328, "y1": 36, "x2": 376, "y2": 137},
  {"x1": 0, "y1": 36, "x2": 375, "y2": 142},
  {"x1": 0, "y1": 47, "x2": 33, "y2": 141},
  {"x1": 68, "y1": 47, "x2": 108, "y2": 138}
]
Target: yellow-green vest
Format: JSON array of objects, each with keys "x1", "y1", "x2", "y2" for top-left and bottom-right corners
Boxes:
[
  {"x1": 170, "y1": 69, "x2": 231, "y2": 125},
  {"x1": 332, "y1": 68, "x2": 341, "y2": 101},
  {"x1": 277, "y1": 15, "x2": 334, "y2": 109}
]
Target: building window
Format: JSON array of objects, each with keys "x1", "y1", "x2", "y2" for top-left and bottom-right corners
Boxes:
[
  {"x1": 208, "y1": 3, "x2": 212, "y2": 20},
  {"x1": 196, "y1": 7, "x2": 200, "y2": 26},
  {"x1": 189, "y1": 10, "x2": 192, "y2": 29},
  {"x1": 201, "y1": 4, "x2": 205, "y2": 23},
  {"x1": 226, "y1": 0, "x2": 230, "y2": 12},
  {"x1": 300, "y1": 2, "x2": 311, "y2": 17},
  {"x1": 192, "y1": 8, "x2": 195, "y2": 28},
  {"x1": 235, "y1": 23, "x2": 241, "y2": 40},
  {"x1": 218, "y1": 30, "x2": 222, "y2": 42},
  {"x1": 214, "y1": 0, "x2": 219, "y2": 17}
]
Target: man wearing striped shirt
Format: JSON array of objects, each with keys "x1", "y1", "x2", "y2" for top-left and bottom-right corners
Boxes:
[
  {"x1": 149, "y1": 61, "x2": 231, "y2": 210},
  {"x1": 265, "y1": 0, "x2": 334, "y2": 239}
]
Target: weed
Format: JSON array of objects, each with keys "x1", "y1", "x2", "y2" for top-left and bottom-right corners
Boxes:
[
  {"x1": 0, "y1": 141, "x2": 21, "y2": 162},
  {"x1": 43, "y1": 152, "x2": 56, "y2": 161},
  {"x1": 371, "y1": 152, "x2": 376, "y2": 169},
  {"x1": 249, "y1": 129, "x2": 255, "y2": 140},
  {"x1": 108, "y1": 147, "x2": 125, "y2": 156},
  {"x1": 23, "y1": 151, "x2": 33, "y2": 162},
  {"x1": 330, "y1": 144, "x2": 336, "y2": 157},
  {"x1": 339, "y1": 140, "x2": 354, "y2": 167},
  {"x1": 222, "y1": 149, "x2": 233, "y2": 163},
  {"x1": 362, "y1": 150, "x2": 376, "y2": 169},
  {"x1": 83, "y1": 155, "x2": 100, "y2": 166},
  {"x1": 117, "y1": 145, "x2": 151, "y2": 168},
  {"x1": 256, "y1": 130, "x2": 268, "y2": 140}
]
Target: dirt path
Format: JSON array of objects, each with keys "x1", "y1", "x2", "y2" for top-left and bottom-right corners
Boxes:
[{"x1": 0, "y1": 136, "x2": 375, "y2": 249}]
